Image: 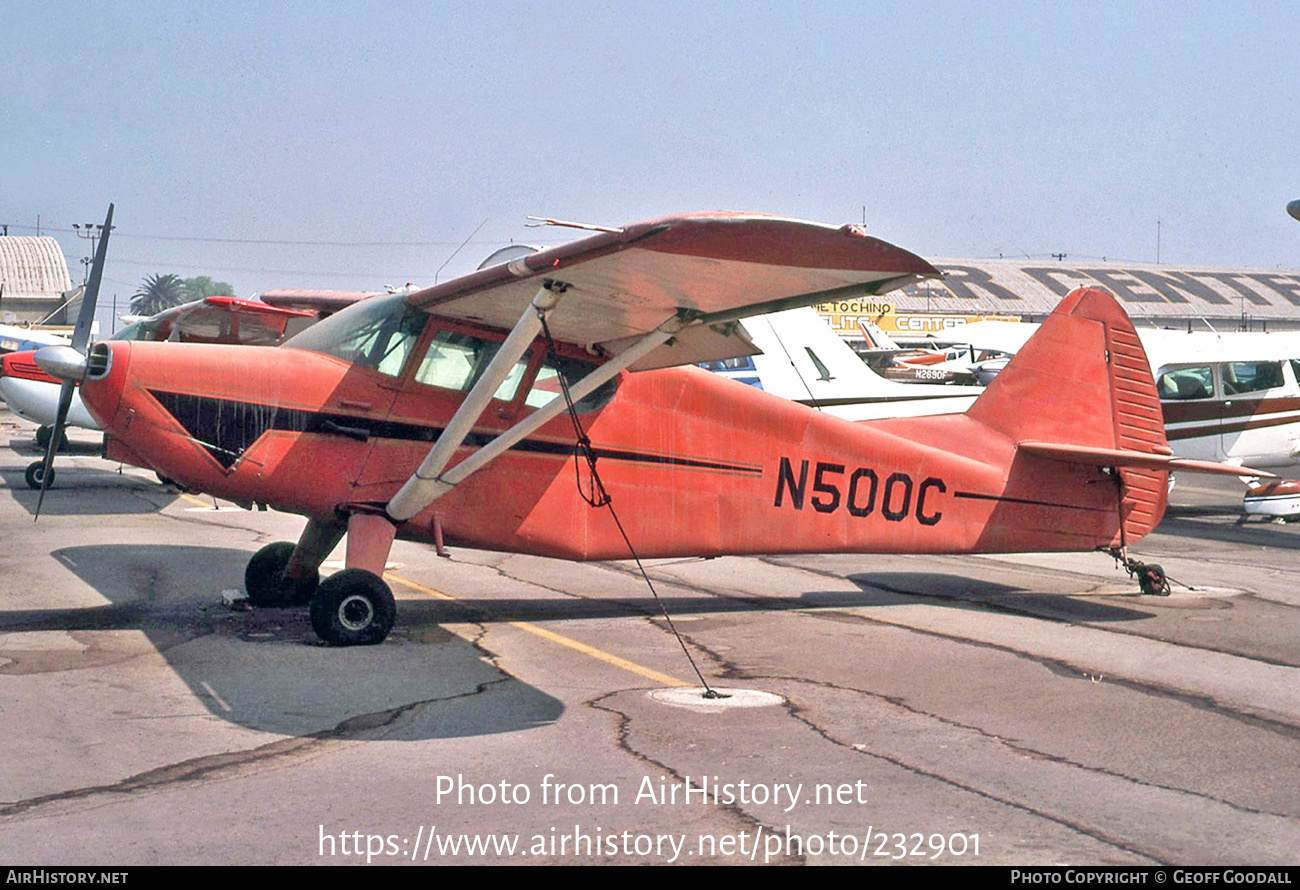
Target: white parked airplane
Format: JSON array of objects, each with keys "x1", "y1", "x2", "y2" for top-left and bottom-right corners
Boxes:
[
  {"x1": 0, "y1": 324, "x2": 69, "y2": 357},
  {"x1": 719, "y1": 311, "x2": 1300, "y2": 518},
  {"x1": 701, "y1": 307, "x2": 983, "y2": 419}
]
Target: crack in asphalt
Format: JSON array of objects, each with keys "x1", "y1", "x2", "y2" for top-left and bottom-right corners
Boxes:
[
  {"x1": 0, "y1": 676, "x2": 511, "y2": 822},
  {"x1": 775, "y1": 686, "x2": 1161, "y2": 864},
  {"x1": 586, "y1": 690, "x2": 804, "y2": 865}
]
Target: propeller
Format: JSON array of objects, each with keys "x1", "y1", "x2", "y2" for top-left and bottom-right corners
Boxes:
[{"x1": 31, "y1": 203, "x2": 113, "y2": 518}]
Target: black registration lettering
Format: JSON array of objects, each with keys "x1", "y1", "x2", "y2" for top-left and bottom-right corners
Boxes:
[
  {"x1": 882, "y1": 473, "x2": 913, "y2": 521},
  {"x1": 774, "y1": 457, "x2": 809, "y2": 508},
  {"x1": 811, "y1": 462, "x2": 844, "y2": 513},
  {"x1": 847, "y1": 468, "x2": 878, "y2": 517},
  {"x1": 916, "y1": 478, "x2": 946, "y2": 525},
  {"x1": 773, "y1": 457, "x2": 945, "y2": 526}
]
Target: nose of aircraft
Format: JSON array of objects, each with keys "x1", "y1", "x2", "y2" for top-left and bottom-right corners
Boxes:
[
  {"x1": 77, "y1": 341, "x2": 131, "y2": 430},
  {"x1": 33, "y1": 345, "x2": 89, "y2": 382}
]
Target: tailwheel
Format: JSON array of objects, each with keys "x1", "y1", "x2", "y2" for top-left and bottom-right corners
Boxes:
[
  {"x1": 310, "y1": 569, "x2": 396, "y2": 646},
  {"x1": 1136, "y1": 562, "x2": 1171, "y2": 597},
  {"x1": 25, "y1": 461, "x2": 53, "y2": 491},
  {"x1": 244, "y1": 541, "x2": 320, "y2": 607}
]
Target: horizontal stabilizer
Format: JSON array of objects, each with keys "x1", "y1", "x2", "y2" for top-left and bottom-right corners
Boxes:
[{"x1": 1019, "y1": 441, "x2": 1276, "y2": 479}]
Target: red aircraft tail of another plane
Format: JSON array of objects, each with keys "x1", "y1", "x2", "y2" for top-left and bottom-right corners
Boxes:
[{"x1": 965, "y1": 285, "x2": 1172, "y2": 542}]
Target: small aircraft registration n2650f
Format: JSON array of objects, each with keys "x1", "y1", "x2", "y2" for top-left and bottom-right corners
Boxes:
[{"x1": 34, "y1": 207, "x2": 1262, "y2": 647}]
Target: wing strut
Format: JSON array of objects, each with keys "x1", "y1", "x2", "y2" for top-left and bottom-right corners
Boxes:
[
  {"x1": 385, "y1": 306, "x2": 688, "y2": 522},
  {"x1": 389, "y1": 282, "x2": 566, "y2": 516}
]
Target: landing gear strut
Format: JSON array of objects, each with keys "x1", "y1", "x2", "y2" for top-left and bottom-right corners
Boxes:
[{"x1": 240, "y1": 515, "x2": 399, "y2": 646}]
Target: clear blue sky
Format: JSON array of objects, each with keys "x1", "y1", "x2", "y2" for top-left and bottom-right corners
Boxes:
[{"x1": 3, "y1": 1, "x2": 1298, "y2": 328}]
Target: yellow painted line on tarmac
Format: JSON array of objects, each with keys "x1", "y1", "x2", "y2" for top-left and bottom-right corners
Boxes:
[
  {"x1": 385, "y1": 571, "x2": 690, "y2": 688},
  {"x1": 177, "y1": 492, "x2": 214, "y2": 509}
]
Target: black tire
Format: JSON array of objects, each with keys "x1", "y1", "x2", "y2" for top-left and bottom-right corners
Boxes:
[
  {"x1": 1138, "y1": 563, "x2": 1171, "y2": 597},
  {"x1": 36, "y1": 427, "x2": 68, "y2": 450},
  {"x1": 25, "y1": 461, "x2": 53, "y2": 491},
  {"x1": 310, "y1": 569, "x2": 396, "y2": 646},
  {"x1": 244, "y1": 541, "x2": 320, "y2": 607}
]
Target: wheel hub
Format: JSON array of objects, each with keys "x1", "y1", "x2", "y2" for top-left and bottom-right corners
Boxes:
[{"x1": 338, "y1": 594, "x2": 375, "y2": 631}]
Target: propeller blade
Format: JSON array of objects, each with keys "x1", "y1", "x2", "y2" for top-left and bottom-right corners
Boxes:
[
  {"x1": 73, "y1": 204, "x2": 113, "y2": 353},
  {"x1": 34, "y1": 380, "x2": 76, "y2": 519},
  {"x1": 33, "y1": 203, "x2": 113, "y2": 520}
]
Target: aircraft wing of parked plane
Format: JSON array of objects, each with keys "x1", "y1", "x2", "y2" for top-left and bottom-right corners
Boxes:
[
  {"x1": 33, "y1": 208, "x2": 1269, "y2": 652},
  {"x1": 712, "y1": 307, "x2": 982, "y2": 419}
]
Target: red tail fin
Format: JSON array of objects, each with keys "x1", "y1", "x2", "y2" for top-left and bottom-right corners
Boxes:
[{"x1": 967, "y1": 286, "x2": 1170, "y2": 541}]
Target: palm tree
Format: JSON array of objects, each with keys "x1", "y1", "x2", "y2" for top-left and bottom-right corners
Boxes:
[{"x1": 130, "y1": 273, "x2": 187, "y2": 316}]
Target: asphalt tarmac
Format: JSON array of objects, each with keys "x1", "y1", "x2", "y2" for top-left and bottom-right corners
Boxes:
[{"x1": 1, "y1": 407, "x2": 1297, "y2": 866}]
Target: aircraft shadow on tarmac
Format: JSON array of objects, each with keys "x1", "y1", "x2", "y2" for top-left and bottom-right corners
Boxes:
[
  {"x1": 1156, "y1": 509, "x2": 1300, "y2": 549},
  {"x1": 2, "y1": 544, "x2": 563, "y2": 742},
  {"x1": 844, "y1": 572, "x2": 1157, "y2": 623},
  {"x1": 384, "y1": 568, "x2": 1156, "y2": 626}
]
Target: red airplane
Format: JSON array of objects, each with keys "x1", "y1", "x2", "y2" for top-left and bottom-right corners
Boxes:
[{"x1": 33, "y1": 206, "x2": 1263, "y2": 647}]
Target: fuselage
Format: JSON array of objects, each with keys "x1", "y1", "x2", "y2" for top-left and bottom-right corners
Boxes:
[{"x1": 77, "y1": 299, "x2": 1140, "y2": 562}]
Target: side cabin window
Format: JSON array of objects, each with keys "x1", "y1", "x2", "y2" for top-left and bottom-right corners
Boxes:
[
  {"x1": 1222, "y1": 361, "x2": 1284, "y2": 395},
  {"x1": 411, "y1": 327, "x2": 618, "y2": 413},
  {"x1": 414, "y1": 330, "x2": 530, "y2": 402},
  {"x1": 283, "y1": 294, "x2": 425, "y2": 377},
  {"x1": 1156, "y1": 366, "x2": 1213, "y2": 401}
]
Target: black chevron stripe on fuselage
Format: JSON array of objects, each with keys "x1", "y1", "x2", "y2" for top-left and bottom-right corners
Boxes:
[{"x1": 147, "y1": 390, "x2": 761, "y2": 476}]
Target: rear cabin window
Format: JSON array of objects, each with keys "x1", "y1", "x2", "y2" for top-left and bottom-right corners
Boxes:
[
  {"x1": 525, "y1": 355, "x2": 618, "y2": 413},
  {"x1": 1222, "y1": 361, "x2": 1284, "y2": 395},
  {"x1": 1157, "y1": 366, "x2": 1213, "y2": 400}
]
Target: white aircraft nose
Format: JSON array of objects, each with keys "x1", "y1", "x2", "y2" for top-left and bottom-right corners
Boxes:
[{"x1": 33, "y1": 345, "x2": 88, "y2": 382}]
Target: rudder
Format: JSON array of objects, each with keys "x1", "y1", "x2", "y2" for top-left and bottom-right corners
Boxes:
[{"x1": 966, "y1": 286, "x2": 1170, "y2": 542}]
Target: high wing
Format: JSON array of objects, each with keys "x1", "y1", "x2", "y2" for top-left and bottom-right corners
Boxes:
[
  {"x1": 405, "y1": 211, "x2": 938, "y2": 371},
  {"x1": 385, "y1": 212, "x2": 938, "y2": 521},
  {"x1": 259, "y1": 289, "x2": 381, "y2": 315}
]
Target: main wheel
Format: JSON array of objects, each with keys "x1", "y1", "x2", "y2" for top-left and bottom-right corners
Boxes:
[
  {"x1": 244, "y1": 541, "x2": 320, "y2": 607},
  {"x1": 25, "y1": 461, "x2": 53, "y2": 491},
  {"x1": 310, "y1": 569, "x2": 396, "y2": 646}
]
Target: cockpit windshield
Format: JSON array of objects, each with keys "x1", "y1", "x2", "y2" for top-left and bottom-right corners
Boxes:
[{"x1": 283, "y1": 294, "x2": 425, "y2": 377}]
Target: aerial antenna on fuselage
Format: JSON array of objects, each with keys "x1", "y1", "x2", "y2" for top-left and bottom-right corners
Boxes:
[{"x1": 433, "y1": 217, "x2": 488, "y2": 284}]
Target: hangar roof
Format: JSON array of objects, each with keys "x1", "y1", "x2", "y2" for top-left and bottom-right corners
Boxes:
[
  {"x1": 0, "y1": 236, "x2": 72, "y2": 300},
  {"x1": 880, "y1": 258, "x2": 1300, "y2": 323}
]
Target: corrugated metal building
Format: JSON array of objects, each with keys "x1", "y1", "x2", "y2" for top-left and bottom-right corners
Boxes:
[
  {"x1": 0, "y1": 236, "x2": 74, "y2": 324},
  {"x1": 885, "y1": 259, "x2": 1300, "y2": 329}
]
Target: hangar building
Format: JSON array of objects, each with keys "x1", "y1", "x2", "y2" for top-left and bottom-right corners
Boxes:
[
  {"x1": 818, "y1": 258, "x2": 1300, "y2": 340},
  {"x1": 0, "y1": 235, "x2": 75, "y2": 325}
]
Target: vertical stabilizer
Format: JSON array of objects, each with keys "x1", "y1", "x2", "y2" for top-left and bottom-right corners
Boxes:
[{"x1": 967, "y1": 286, "x2": 1170, "y2": 541}]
